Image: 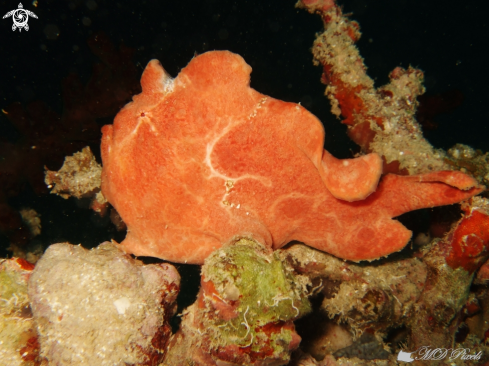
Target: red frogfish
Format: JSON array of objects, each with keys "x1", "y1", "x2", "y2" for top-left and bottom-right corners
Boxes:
[{"x1": 101, "y1": 51, "x2": 483, "y2": 264}]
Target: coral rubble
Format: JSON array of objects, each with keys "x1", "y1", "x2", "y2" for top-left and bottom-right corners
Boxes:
[
  {"x1": 27, "y1": 242, "x2": 180, "y2": 365},
  {"x1": 45, "y1": 146, "x2": 107, "y2": 214},
  {"x1": 45, "y1": 146, "x2": 102, "y2": 200}
]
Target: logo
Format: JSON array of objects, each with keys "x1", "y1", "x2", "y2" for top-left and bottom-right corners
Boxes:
[
  {"x1": 397, "y1": 350, "x2": 414, "y2": 363},
  {"x1": 3, "y1": 3, "x2": 38, "y2": 32},
  {"x1": 397, "y1": 347, "x2": 483, "y2": 362}
]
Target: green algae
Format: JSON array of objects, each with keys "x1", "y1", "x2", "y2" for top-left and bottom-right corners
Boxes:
[
  {"x1": 201, "y1": 238, "x2": 311, "y2": 352},
  {"x1": 0, "y1": 265, "x2": 29, "y2": 315},
  {"x1": 0, "y1": 260, "x2": 36, "y2": 365},
  {"x1": 0, "y1": 270, "x2": 18, "y2": 303}
]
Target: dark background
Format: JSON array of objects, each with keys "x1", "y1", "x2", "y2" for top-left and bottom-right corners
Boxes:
[
  {"x1": 0, "y1": 0, "x2": 488, "y2": 299},
  {"x1": 2, "y1": 0, "x2": 488, "y2": 156}
]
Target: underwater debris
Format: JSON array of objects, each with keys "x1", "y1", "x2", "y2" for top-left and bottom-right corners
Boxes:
[{"x1": 27, "y1": 242, "x2": 180, "y2": 365}]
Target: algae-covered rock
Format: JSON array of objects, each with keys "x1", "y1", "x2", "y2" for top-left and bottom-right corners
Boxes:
[
  {"x1": 28, "y1": 241, "x2": 180, "y2": 366},
  {"x1": 202, "y1": 238, "x2": 311, "y2": 339},
  {"x1": 164, "y1": 238, "x2": 311, "y2": 366},
  {"x1": 0, "y1": 258, "x2": 38, "y2": 366}
]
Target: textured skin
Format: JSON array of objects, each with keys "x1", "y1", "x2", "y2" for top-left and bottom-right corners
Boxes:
[{"x1": 101, "y1": 51, "x2": 483, "y2": 264}]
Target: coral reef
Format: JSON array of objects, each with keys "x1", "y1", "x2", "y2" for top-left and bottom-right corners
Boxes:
[
  {"x1": 27, "y1": 242, "x2": 180, "y2": 365},
  {"x1": 2, "y1": 0, "x2": 489, "y2": 365},
  {"x1": 279, "y1": 199, "x2": 489, "y2": 365},
  {"x1": 296, "y1": 0, "x2": 469, "y2": 177},
  {"x1": 287, "y1": 1, "x2": 489, "y2": 362}
]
